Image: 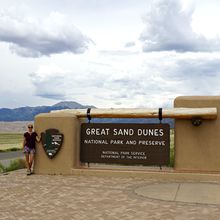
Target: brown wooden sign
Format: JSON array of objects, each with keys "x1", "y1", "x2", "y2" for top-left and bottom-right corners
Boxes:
[{"x1": 80, "y1": 123, "x2": 170, "y2": 165}]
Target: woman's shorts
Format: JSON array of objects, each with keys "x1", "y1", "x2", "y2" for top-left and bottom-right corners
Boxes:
[{"x1": 23, "y1": 146, "x2": 35, "y2": 154}]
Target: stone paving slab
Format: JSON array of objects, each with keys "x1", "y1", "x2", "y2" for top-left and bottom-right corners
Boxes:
[
  {"x1": 176, "y1": 183, "x2": 220, "y2": 204},
  {"x1": 135, "y1": 183, "x2": 220, "y2": 205},
  {"x1": 135, "y1": 183, "x2": 179, "y2": 201},
  {"x1": 1, "y1": 170, "x2": 220, "y2": 219}
]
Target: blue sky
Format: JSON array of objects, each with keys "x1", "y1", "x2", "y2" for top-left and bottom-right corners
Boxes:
[{"x1": 1, "y1": 0, "x2": 220, "y2": 108}]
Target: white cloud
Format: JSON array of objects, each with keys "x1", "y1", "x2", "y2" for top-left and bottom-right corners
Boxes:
[
  {"x1": 29, "y1": 51, "x2": 220, "y2": 108},
  {"x1": 1, "y1": 0, "x2": 220, "y2": 109},
  {"x1": 30, "y1": 64, "x2": 68, "y2": 99},
  {"x1": 124, "y1": 41, "x2": 136, "y2": 48},
  {"x1": 140, "y1": 0, "x2": 220, "y2": 52},
  {"x1": 0, "y1": 11, "x2": 92, "y2": 57}
]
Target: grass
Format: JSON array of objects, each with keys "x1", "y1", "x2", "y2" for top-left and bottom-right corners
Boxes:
[
  {"x1": 0, "y1": 158, "x2": 26, "y2": 173},
  {"x1": 0, "y1": 133, "x2": 25, "y2": 173},
  {"x1": 0, "y1": 133, "x2": 23, "y2": 152},
  {"x1": 0, "y1": 162, "x2": 4, "y2": 173}
]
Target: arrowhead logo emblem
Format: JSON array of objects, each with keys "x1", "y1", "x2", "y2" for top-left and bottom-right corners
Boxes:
[{"x1": 41, "y1": 129, "x2": 64, "y2": 159}]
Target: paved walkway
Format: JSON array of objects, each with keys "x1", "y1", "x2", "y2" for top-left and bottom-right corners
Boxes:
[{"x1": 1, "y1": 170, "x2": 220, "y2": 220}]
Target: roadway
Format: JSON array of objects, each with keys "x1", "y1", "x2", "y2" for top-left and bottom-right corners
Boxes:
[{"x1": 0, "y1": 150, "x2": 23, "y2": 166}]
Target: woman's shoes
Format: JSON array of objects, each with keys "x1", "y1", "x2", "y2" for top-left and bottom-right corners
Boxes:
[{"x1": 27, "y1": 169, "x2": 31, "y2": 176}]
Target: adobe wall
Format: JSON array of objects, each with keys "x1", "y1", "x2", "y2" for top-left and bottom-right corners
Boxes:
[
  {"x1": 34, "y1": 96, "x2": 220, "y2": 175},
  {"x1": 34, "y1": 113, "x2": 82, "y2": 174},
  {"x1": 174, "y1": 96, "x2": 220, "y2": 172}
]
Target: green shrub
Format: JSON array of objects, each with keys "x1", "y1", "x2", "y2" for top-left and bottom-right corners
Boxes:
[
  {"x1": 169, "y1": 148, "x2": 174, "y2": 167},
  {"x1": 4, "y1": 159, "x2": 26, "y2": 172},
  {"x1": 0, "y1": 147, "x2": 21, "y2": 153},
  {"x1": 7, "y1": 147, "x2": 21, "y2": 152},
  {"x1": 0, "y1": 162, "x2": 5, "y2": 173}
]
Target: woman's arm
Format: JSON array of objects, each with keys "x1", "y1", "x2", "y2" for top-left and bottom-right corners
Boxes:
[
  {"x1": 36, "y1": 133, "x2": 41, "y2": 142},
  {"x1": 22, "y1": 137, "x2": 26, "y2": 149}
]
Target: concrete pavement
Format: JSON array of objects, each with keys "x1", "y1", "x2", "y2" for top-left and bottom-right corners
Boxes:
[
  {"x1": 135, "y1": 182, "x2": 220, "y2": 205},
  {"x1": 1, "y1": 169, "x2": 220, "y2": 219}
]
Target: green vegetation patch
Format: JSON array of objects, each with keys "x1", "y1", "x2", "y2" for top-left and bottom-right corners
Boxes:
[
  {"x1": 169, "y1": 131, "x2": 174, "y2": 167},
  {"x1": 0, "y1": 159, "x2": 26, "y2": 173},
  {"x1": 0, "y1": 133, "x2": 23, "y2": 151},
  {"x1": 0, "y1": 162, "x2": 4, "y2": 173}
]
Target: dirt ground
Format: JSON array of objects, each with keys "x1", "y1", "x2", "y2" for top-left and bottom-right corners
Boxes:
[{"x1": 0, "y1": 121, "x2": 33, "y2": 133}]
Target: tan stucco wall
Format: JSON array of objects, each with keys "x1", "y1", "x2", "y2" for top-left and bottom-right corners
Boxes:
[
  {"x1": 174, "y1": 96, "x2": 220, "y2": 172},
  {"x1": 34, "y1": 113, "x2": 82, "y2": 174},
  {"x1": 33, "y1": 96, "x2": 220, "y2": 175}
]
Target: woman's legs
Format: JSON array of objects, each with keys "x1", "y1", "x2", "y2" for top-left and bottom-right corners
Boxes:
[
  {"x1": 24, "y1": 148, "x2": 35, "y2": 174},
  {"x1": 25, "y1": 153, "x2": 31, "y2": 173},
  {"x1": 29, "y1": 153, "x2": 34, "y2": 171}
]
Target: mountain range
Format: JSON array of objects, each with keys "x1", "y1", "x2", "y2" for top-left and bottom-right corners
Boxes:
[
  {"x1": 0, "y1": 101, "x2": 94, "y2": 121},
  {"x1": 0, "y1": 101, "x2": 174, "y2": 127}
]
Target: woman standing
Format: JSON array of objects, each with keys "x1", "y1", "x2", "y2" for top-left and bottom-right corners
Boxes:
[{"x1": 23, "y1": 124, "x2": 41, "y2": 175}]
